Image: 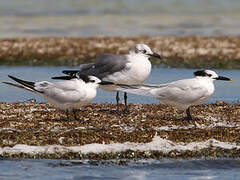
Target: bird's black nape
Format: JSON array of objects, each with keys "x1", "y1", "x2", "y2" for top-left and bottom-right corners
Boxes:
[
  {"x1": 52, "y1": 73, "x2": 92, "y2": 83},
  {"x1": 77, "y1": 74, "x2": 91, "y2": 83},
  {"x1": 193, "y1": 70, "x2": 208, "y2": 77}
]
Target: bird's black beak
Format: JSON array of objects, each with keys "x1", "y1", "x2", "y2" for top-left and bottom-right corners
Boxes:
[
  {"x1": 99, "y1": 81, "x2": 114, "y2": 85},
  {"x1": 148, "y1": 53, "x2": 162, "y2": 59},
  {"x1": 214, "y1": 76, "x2": 234, "y2": 81}
]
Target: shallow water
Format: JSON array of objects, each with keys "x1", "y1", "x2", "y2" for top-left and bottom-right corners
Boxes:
[
  {"x1": 0, "y1": 66, "x2": 239, "y2": 104},
  {"x1": 1, "y1": 0, "x2": 240, "y2": 37},
  {"x1": 0, "y1": 159, "x2": 240, "y2": 180}
]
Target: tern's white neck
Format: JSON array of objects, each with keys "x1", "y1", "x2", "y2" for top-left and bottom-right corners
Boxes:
[{"x1": 195, "y1": 76, "x2": 215, "y2": 83}]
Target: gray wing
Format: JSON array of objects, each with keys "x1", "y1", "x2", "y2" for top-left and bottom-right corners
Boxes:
[
  {"x1": 79, "y1": 63, "x2": 95, "y2": 71},
  {"x1": 65, "y1": 54, "x2": 129, "y2": 79},
  {"x1": 61, "y1": 63, "x2": 95, "y2": 77}
]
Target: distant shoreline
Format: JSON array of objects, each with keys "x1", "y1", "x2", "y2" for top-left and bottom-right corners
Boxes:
[{"x1": 0, "y1": 36, "x2": 240, "y2": 68}]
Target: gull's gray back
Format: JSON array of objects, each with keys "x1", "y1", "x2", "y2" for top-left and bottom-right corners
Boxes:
[{"x1": 79, "y1": 54, "x2": 129, "y2": 79}]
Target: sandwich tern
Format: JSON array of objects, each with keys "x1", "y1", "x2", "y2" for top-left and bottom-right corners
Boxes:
[
  {"x1": 3, "y1": 74, "x2": 113, "y2": 120},
  {"x1": 52, "y1": 44, "x2": 161, "y2": 111},
  {"x1": 115, "y1": 70, "x2": 233, "y2": 120}
]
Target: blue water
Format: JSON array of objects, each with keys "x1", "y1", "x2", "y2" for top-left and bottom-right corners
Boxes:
[
  {"x1": 1, "y1": 0, "x2": 239, "y2": 16},
  {"x1": 0, "y1": 159, "x2": 240, "y2": 180},
  {"x1": 0, "y1": 66, "x2": 239, "y2": 104},
  {"x1": 1, "y1": 0, "x2": 240, "y2": 37}
]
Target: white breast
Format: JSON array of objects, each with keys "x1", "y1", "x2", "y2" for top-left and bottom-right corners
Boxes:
[{"x1": 101, "y1": 55, "x2": 151, "y2": 92}]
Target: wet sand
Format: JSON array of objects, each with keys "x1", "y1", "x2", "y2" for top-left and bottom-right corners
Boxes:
[
  {"x1": 1, "y1": 36, "x2": 240, "y2": 68},
  {"x1": 0, "y1": 101, "x2": 239, "y2": 160}
]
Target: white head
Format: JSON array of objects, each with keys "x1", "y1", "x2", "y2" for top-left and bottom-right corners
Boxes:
[
  {"x1": 129, "y1": 44, "x2": 161, "y2": 59},
  {"x1": 194, "y1": 70, "x2": 233, "y2": 82}
]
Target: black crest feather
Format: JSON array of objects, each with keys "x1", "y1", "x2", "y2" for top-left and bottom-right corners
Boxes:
[
  {"x1": 52, "y1": 73, "x2": 91, "y2": 82},
  {"x1": 77, "y1": 74, "x2": 91, "y2": 83},
  {"x1": 194, "y1": 70, "x2": 208, "y2": 77}
]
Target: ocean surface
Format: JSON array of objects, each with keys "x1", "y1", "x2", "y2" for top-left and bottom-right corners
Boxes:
[
  {"x1": 0, "y1": 66, "x2": 239, "y2": 104},
  {"x1": 0, "y1": 0, "x2": 240, "y2": 37},
  {"x1": 1, "y1": 158, "x2": 240, "y2": 180}
]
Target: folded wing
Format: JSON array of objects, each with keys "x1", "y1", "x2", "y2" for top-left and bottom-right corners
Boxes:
[{"x1": 61, "y1": 54, "x2": 129, "y2": 79}]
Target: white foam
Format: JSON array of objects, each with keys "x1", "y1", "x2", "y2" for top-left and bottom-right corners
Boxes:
[
  {"x1": 0, "y1": 128, "x2": 21, "y2": 133},
  {"x1": 155, "y1": 125, "x2": 195, "y2": 131},
  {"x1": 0, "y1": 136, "x2": 239, "y2": 155}
]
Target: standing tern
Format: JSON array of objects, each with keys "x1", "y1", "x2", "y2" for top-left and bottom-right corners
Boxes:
[
  {"x1": 52, "y1": 44, "x2": 161, "y2": 111},
  {"x1": 115, "y1": 70, "x2": 233, "y2": 120},
  {"x1": 3, "y1": 74, "x2": 113, "y2": 120}
]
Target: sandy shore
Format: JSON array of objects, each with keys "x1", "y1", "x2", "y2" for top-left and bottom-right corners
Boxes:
[
  {"x1": 0, "y1": 102, "x2": 239, "y2": 160},
  {"x1": 1, "y1": 36, "x2": 240, "y2": 68}
]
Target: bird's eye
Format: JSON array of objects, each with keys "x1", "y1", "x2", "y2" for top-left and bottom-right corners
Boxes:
[
  {"x1": 90, "y1": 80, "x2": 95, "y2": 83},
  {"x1": 142, "y1": 50, "x2": 147, "y2": 54},
  {"x1": 207, "y1": 74, "x2": 212, "y2": 77}
]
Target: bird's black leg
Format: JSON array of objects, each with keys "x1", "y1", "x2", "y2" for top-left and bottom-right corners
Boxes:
[
  {"x1": 66, "y1": 109, "x2": 70, "y2": 120},
  {"x1": 123, "y1": 92, "x2": 128, "y2": 112},
  {"x1": 72, "y1": 109, "x2": 78, "y2": 120},
  {"x1": 116, "y1": 92, "x2": 120, "y2": 110},
  {"x1": 186, "y1": 107, "x2": 192, "y2": 120}
]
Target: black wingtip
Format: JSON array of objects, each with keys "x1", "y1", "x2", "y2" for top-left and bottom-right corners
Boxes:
[
  {"x1": 8, "y1": 75, "x2": 23, "y2": 83},
  {"x1": 8, "y1": 75, "x2": 16, "y2": 80},
  {"x1": 52, "y1": 76, "x2": 73, "y2": 80},
  {"x1": 62, "y1": 70, "x2": 79, "y2": 76},
  {"x1": 8, "y1": 75, "x2": 35, "y2": 90}
]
